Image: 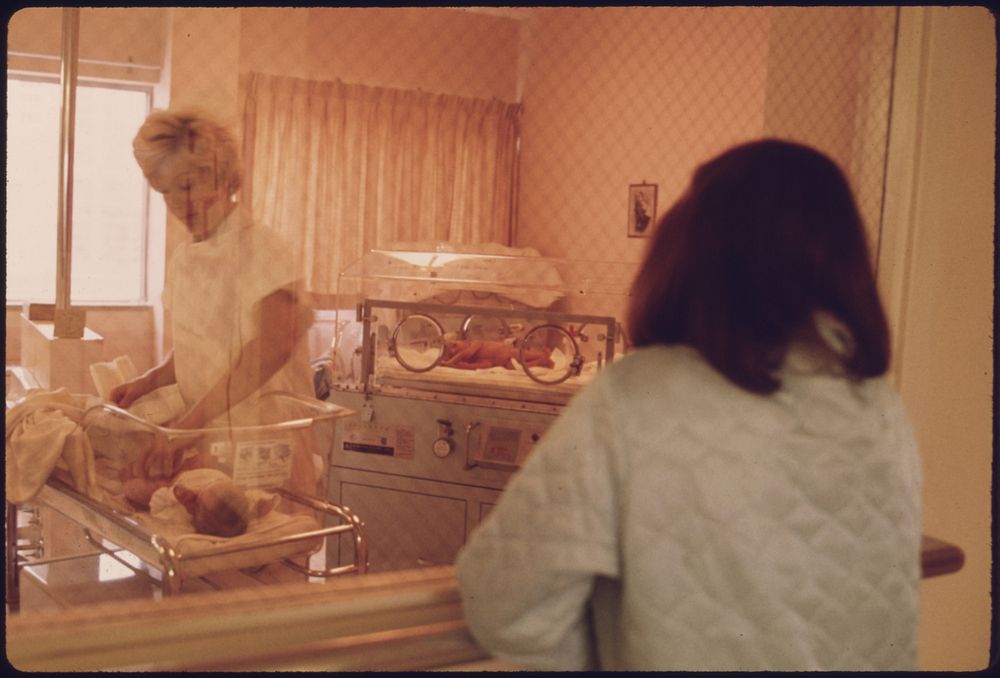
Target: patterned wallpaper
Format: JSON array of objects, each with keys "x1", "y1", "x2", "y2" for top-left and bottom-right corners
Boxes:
[{"x1": 10, "y1": 6, "x2": 896, "y2": 269}]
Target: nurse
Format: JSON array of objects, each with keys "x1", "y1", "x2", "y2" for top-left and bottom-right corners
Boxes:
[{"x1": 111, "y1": 109, "x2": 316, "y2": 488}]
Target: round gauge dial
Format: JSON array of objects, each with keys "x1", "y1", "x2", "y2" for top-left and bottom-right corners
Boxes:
[{"x1": 432, "y1": 437, "x2": 454, "y2": 458}]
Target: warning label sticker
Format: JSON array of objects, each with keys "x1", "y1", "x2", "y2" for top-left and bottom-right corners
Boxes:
[
  {"x1": 342, "y1": 421, "x2": 414, "y2": 459},
  {"x1": 232, "y1": 439, "x2": 294, "y2": 487}
]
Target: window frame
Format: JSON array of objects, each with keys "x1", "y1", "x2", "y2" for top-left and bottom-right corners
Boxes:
[{"x1": 5, "y1": 71, "x2": 154, "y2": 306}]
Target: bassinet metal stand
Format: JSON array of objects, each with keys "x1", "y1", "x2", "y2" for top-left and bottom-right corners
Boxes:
[{"x1": 6, "y1": 481, "x2": 369, "y2": 611}]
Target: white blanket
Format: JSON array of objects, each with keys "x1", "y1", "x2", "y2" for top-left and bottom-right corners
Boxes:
[
  {"x1": 135, "y1": 504, "x2": 322, "y2": 576},
  {"x1": 5, "y1": 389, "x2": 106, "y2": 505},
  {"x1": 8, "y1": 389, "x2": 324, "y2": 575},
  {"x1": 135, "y1": 469, "x2": 322, "y2": 577}
]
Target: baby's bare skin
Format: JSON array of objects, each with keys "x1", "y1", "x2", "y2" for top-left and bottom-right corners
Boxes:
[
  {"x1": 441, "y1": 340, "x2": 554, "y2": 370},
  {"x1": 119, "y1": 450, "x2": 217, "y2": 510}
]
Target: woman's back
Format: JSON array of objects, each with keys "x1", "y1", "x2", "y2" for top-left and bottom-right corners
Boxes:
[
  {"x1": 457, "y1": 342, "x2": 921, "y2": 670},
  {"x1": 456, "y1": 139, "x2": 920, "y2": 670},
  {"x1": 591, "y1": 344, "x2": 920, "y2": 669}
]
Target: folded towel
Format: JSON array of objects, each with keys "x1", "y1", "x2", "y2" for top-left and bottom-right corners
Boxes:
[
  {"x1": 90, "y1": 356, "x2": 139, "y2": 401},
  {"x1": 128, "y1": 385, "x2": 186, "y2": 425},
  {"x1": 89, "y1": 355, "x2": 187, "y2": 425}
]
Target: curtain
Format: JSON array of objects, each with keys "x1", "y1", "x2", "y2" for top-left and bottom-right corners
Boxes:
[{"x1": 241, "y1": 71, "x2": 522, "y2": 298}]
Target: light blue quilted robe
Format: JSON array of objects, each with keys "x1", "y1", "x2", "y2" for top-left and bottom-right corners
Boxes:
[{"x1": 456, "y1": 342, "x2": 921, "y2": 671}]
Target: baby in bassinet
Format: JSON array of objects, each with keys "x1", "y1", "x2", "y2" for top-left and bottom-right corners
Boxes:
[
  {"x1": 119, "y1": 451, "x2": 278, "y2": 538},
  {"x1": 82, "y1": 406, "x2": 278, "y2": 538}
]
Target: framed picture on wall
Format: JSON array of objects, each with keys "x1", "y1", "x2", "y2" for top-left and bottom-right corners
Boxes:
[{"x1": 627, "y1": 183, "x2": 657, "y2": 237}]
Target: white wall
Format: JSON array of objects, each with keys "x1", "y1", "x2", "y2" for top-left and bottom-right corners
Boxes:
[{"x1": 881, "y1": 6, "x2": 995, "y2": 670}]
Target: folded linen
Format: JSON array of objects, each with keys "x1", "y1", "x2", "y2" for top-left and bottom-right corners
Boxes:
[
  {"x1": 5, "y1": 389, "x2": 105, "y2": 504},
  {"x1": 89, "y1": 355, "x2": 187, "y2": 425}
]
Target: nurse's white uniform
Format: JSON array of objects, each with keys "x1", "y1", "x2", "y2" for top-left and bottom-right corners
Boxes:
[{"x1": 164, "y1": 209, "x2": 318, "y2": 494}]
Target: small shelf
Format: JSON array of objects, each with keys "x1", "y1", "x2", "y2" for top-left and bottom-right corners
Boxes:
[{"x1": 920, "y1": 535, "x2": 964, "y2": 578}]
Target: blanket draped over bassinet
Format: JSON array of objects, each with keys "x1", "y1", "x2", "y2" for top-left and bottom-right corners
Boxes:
[
  {"x1": 6, "y1": 384, "x2": 366, "y2": 605},
  {"x1": 6, "y1": 389, "x2": 108, "y2": 505},
  {"x1": 5, "y1": 387, "x2": 325, "y2": 557}
]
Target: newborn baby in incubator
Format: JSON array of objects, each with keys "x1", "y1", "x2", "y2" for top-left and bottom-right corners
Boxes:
[{"x1": 441, "y1": 339, "x2": 555, "y2": 370}]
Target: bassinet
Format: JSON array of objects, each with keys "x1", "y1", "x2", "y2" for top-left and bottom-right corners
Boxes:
[{"x1": 6, "y1": 391, "x2": 368, "y2": 610}]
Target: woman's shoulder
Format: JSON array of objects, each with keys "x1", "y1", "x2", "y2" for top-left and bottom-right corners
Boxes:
[
  {"x1": 606, "y1": 344, "x2": 900, "y2": 401},
  {"x1": 600, "y1": 344, "x2": 729, "y2": 394},
  {"x1": 594, "y1": 344, "x2": 906, "y2": 438},
  {"x1": 584, "y1": 345, "x2": 741, "y2": 427},
  {"x1": 240, "y1": 218, "x2": 296, "y2": 264}
]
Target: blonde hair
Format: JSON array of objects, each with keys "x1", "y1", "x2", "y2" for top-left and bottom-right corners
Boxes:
[{"x1": 132, "y1": 108, "x2": 242, "y2": 196}]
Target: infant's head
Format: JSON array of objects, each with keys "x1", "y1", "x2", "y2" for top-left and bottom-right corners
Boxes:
[{"x1": 175, "y1": 478, "x2": 250, "y2": 537}]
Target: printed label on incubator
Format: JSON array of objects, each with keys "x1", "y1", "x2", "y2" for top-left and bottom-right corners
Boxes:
[
  {"x1": 232, "y1": 439, "x2": 294, "y2": 487},
  {"x1": 343, "y1": 421, "x2": 415, "y2": 459},
  {"x1": 482, "y1": 425, "x2": 521, "y2": 464},
  {"x1": 395, "y1": 426, "x2": 415, "y2": 459}
]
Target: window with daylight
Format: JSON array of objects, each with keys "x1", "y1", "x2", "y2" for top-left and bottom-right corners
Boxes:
[{"x1": 5, "y1": 78, "x2": 151, "y2": 304}]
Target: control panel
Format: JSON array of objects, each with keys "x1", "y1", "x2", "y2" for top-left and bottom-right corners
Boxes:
[
  {"x1": 473, "y1": 421, "x2": 544, "y2": 471},
  {"x1": 326, "y1": 390, "x2": 557, "y2": 572}
]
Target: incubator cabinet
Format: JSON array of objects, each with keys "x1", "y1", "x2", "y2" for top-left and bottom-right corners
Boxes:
[{"x1": 324, "y1": 246, "x2": 635, "y2": 572}]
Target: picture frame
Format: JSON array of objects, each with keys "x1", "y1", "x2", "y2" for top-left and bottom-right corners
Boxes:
[{"x1": 627, "y1": 183, "x2": 657, "y2": 237}]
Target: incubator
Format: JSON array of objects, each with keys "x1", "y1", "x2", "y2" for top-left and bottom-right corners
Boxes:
[{"x1": 324, "y1": 245, "x2": 635, "y2": 572}]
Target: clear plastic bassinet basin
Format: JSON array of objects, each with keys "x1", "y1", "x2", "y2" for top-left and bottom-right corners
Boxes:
[
  {"x1": 69, "y1": 392, "x2": 364, "y2": 587},
  {"x1": 4, "y1": 393, "x2": 367, "y2": 607},
  {"x1": 81, "y1": 390, "x2": 352, "y2": 500}
]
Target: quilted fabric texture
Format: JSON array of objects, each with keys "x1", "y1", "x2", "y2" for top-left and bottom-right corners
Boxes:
[{"x1": 456, "y1": 343, "x2": 921, "y2": 671}]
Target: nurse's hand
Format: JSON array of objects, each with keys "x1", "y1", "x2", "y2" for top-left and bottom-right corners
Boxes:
[{"x1": 110, "y1": 375, "x2": 154, "y2": 409}]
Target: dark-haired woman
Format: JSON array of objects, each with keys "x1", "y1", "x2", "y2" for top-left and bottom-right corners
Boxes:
[{"x1": 456, "y1": 139, "x2": 921, "y2": 671}]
